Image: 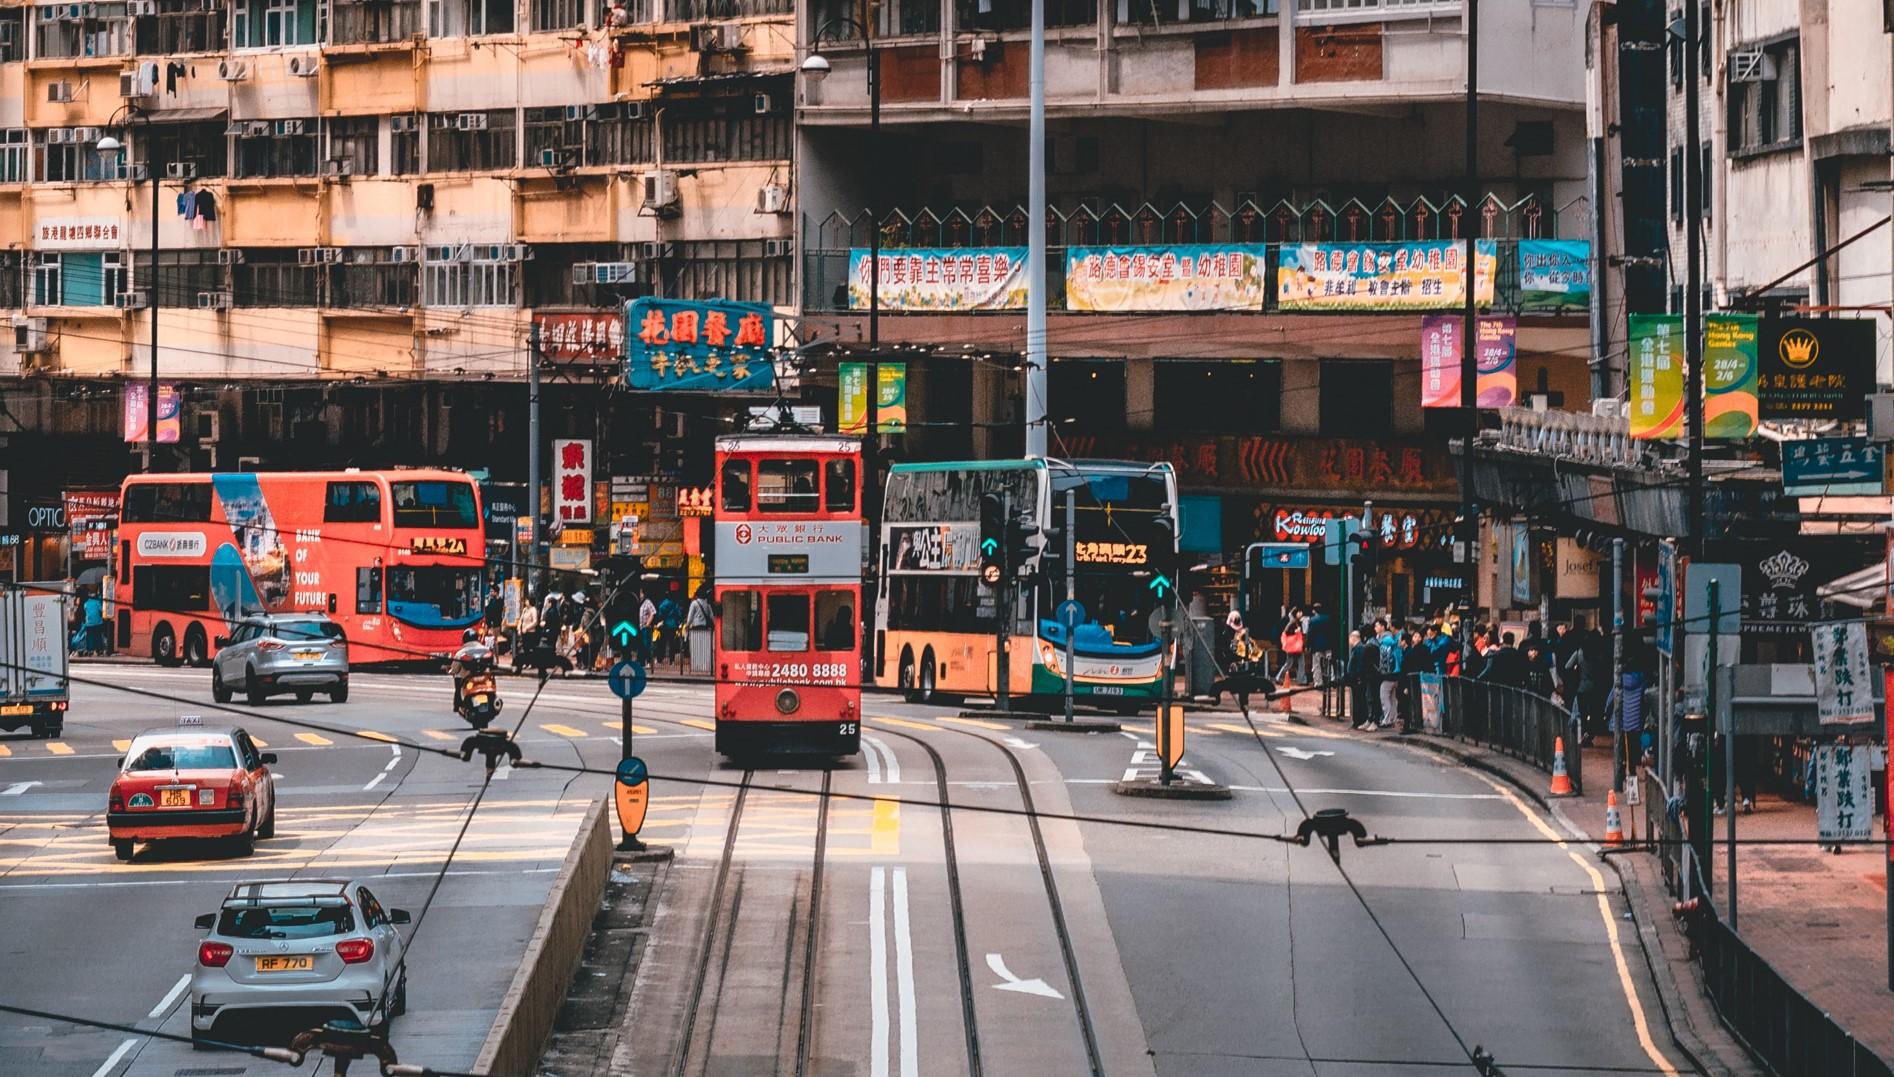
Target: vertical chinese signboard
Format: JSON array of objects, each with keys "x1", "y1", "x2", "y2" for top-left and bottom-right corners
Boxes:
[
  {"x1": 838, "y1": 362, "x2": 908, "y2": 435},
  {"x1": 1628, "y1": 314, "x2": 1685, "y2": 439},
  {"x1": 1702, "y1": 313, "x2": 1760, "y2": 439},
  {"x1": 1812, "y1": 620, "x2": 1874, "y2": 725},
  {"x1": 1815, "y1": 743, "x2": 1874, "y2": 843},
  {"x1": 1475, "y1": 315, "x2": 1517, "y2": 407},
  {"x1": 1419, "y1": 315, "x2": 1461, "y2": 408},
  {"x1": 624, "y1": 298, "x2": 774, "y2": 392},
  {"x1": 552, "y1": 439, "x2": 593, "y2": 526}
]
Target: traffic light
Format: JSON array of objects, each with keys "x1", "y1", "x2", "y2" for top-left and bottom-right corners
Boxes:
[
  {"x1": 979, "y1": 493, "x2": 1006, "y2": 585},
  {"x1": 1347, "y1": 526, "x2": 1376, "y2": 565},
  {"x1": 1007, "y1": 515, "x2": 1042, "y2": 576},
  {"x1": 600, "y1": 555, "x2": 641, "y2": 650},
  {"x1": 1040, "y1": 514, "x2": 1067, "y2": 586},
  {"x1": 1147, "y1": 515, "x2": 1178, "y2": 602}
]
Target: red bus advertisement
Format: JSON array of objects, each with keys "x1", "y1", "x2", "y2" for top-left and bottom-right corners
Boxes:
[
  {"x1": 115, "y1": 470, "x2": 486, "y2": 666},
  {"x1": 712, "y1": 435, "x2": 862, "y2": 757}
]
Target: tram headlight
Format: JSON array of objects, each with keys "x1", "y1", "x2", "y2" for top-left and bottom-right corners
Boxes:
[{"x1": 775, "y1": 688, "x2": 800, "y2": 715}]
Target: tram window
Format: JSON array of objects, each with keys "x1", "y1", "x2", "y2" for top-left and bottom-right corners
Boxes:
[
  {"x1": 721, "y1": 461, "x2": 751, "y2": 513},
  {"x1": 815, "y1": 590, "x2": 854, "y2": 651},
  {"x1": 824, "y1": 459, "x2": 856, "y2": 513},
  {"x1": 720, "y1": 590, "x2": 760, "y2": 651},
  {"x1": 765, "y1": 593, "x2": 810, "y2": 652},
  {"x1": 757, "y1": 460, "x2": 820, "y2": 514}
]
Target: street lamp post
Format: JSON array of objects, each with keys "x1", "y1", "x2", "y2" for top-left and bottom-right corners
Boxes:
[{"x1": 96, "y1": 120, "x2": 159, "y2": 473}]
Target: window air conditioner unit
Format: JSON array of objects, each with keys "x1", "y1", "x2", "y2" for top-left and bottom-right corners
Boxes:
[
  {"x1": 537, "y1": 148, "x2": 571, "y2": 169},
  {"x1": 217, "y1": 60, "x2": 248, "y2": 81},
  {"x1": 115, "y1": 289, "x2": 149, "y2": 311},
  {"x1": 753, "y1": 93, "x2": 774, "y2": 115},
  {"x1": 166, "y1": 161, "x2": 197, "y2": 179},
  {"x1": 287, "y1": 55, "x2": 318, "y2": 78},
  {"x1": 469, "y1": 244, "x2": 503, "y2": 262},
  {"x1": 79, "y1": 3, "x2": 98, "y2": 17},
  {"x1": 591, "y1": 261, "x2": 636, "y2": 284},
  {"x1": 755, "y1": 183, "x2": 788, "y2": 215},
  {"x1": 763, "y1": 238, "x2": 790, "y2": 258},
  {"x1": 1728, "y1": 48, "x2": 1776, "y2": 83},
  {"x1": 503, "y1": 244, "x2": 532, "y2": 261},
  {"x1": 216, "y1": 249, "x2": 244, "y2": 265},
  {"x1": 563, "y1": 104, "x2": 597, "y2": 122},
  {"x1": 623, "y1": 100, "x2": 647, "y2": 119},
  {"x1": 298, "y1": 247, "x2": 322, "y2": 265},
  {"x1": 390, "y1": 246, "x2": 420, "y2": 263},
  {"x1": 197, "y1": 291, "x2": 234, "y2": 311},
  {"x1": 13, "y1": 317, "x2": 49, "y2": 353},
  {"x1": 119, "y1": 70, "x2": 151, "y2": 98},
  {"x1": 46, "y1": 128, "x2": 72, "y2": 145},
  {"x1": 638, "y1": 241, "x2": 673, "y2": 261},
  {"x1": 128, "y1": 0, "x2": 156, "y2": 14},
  {"x1": 389, "y1": 115, "x2": 416, "y2": 132},
  {"x1": 640, "y1": 169, "x2": 679, "y2": 215},
  {"x1": 425, "y1": 245, "x2": 457, "y2": 262},
  {"x1": 47, "y1": 81, "x2": 75, "y2": 103},
  {"x1": 274, "y1": 119, "x2": 305, "y2": 137},
  {"x1": 244, "y1": 121, "x2": 271, "y2": 137},
  {"x1": 455, "y1": 112, "x2": 487, "y2": 131},
  {"x1": 711, "y1": 21, "x2": 742, "y2": 50},
  {"x1": 320, "y1": 158, "x2": 353, "y2": 178},
  {"x1": 73, "y1": 127, "x2": 101, "y2": 143}
]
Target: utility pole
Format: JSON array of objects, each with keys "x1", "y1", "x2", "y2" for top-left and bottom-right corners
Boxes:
[
  {"x1": 1684, "y1": 0, "x2": 1704, "y2": 558},
  {"x1": 1023, "y1": 0, "x2": 1048, "y2": 458},
  {"x1": 1458, "y1": 0, "x2": 1480, "y2": 641},
  {"x1": 526, "y1": 321, "x2": 543, "y2": 598},
  {"x1": 146, "y1": 123, "x2": 159, "y2": 474},
  {"x1": 1611, "y1": 538, "x2": 1625, "y2": 792}
]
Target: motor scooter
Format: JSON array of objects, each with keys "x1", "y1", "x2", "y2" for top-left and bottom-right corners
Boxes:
[{"x1": 454, "y1": 651, "x2": 504, "y2": 729}]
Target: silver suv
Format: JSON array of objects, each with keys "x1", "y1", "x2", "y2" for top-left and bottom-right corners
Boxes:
[
  {"x1": 190, "y1": 879, "x2": 409, "y2": 1046},
  {"x1": 212, "y1": 614, "x2": 349, "y2": 705}
]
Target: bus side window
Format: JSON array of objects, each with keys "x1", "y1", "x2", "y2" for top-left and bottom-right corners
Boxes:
[
  {"x1": 356, "y1": 567, "x2": 382, "y2": 614},
  {"x1": 815, "y1": 591, "x2": 854, "y2": 651},
  {"x1": 824, "y1": 460, "x2": 856, "y2": 514},
  {"x1": 720, "y1": 590, "x2": 760, "y2": 651},
  {"x1": 766, "y1": 593, "x2": 810, "y2": 652},
  {"x1": 720, "y1": 461, "x2": 751, "y2": 513}
]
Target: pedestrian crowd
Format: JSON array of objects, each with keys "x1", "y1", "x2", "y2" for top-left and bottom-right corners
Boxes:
[{"x1": 471, "y1": 579, "x2": 716, "y2": 678}]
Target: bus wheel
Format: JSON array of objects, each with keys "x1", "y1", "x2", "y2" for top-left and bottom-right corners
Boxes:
[
  {"x1": 898, "y1": 650, "x2": 918, "y2": 703},
  {"x1": 152, "y1": 625, "x2": 181, "y2": 667},
  {"x1": 918, "y1": 649, "x2": 937, "y2": 705},
  {"x1": 183, "y1": 626, "x2": 209, "y2": 668}
]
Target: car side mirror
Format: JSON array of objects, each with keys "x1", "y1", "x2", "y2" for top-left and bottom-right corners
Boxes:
[
  {"x1": 194, "y1": 913, "x2": 215, "y2": 930},
  {"x1": 388, "y1": 908, "x2": 412, "y2": 925},
  {"x1": 259, "y1": 752, "x2": 277, "y2": 765},
  {"x1": 213, "y1": 636, "x2": 228, "y2": 648}
]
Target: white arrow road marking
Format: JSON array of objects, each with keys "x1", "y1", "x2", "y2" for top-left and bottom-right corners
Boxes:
[
  {"x1": 1274, "y1": 746, "x2": 1335, "y2": 761},
  {"x1": 1003, "y1": 736, "x2": 1039, "y2": 750},
  {"x1": 1, "y1": 781, "x2": 43, "y2": 796},
  {"x1": 985, "y1": 952, "x2": 1065, "y2": 999}
]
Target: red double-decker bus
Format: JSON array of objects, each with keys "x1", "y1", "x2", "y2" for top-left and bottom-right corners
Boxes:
[
  {"x1": 712, "y1": 435, "x2": 862, "y2": 757},
  {"x1": 115, "y1": 469, "x2": 486, "y2": 666}
]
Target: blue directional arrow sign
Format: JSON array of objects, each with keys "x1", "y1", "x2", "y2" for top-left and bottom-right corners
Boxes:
[
  {"x1": 1055, "y1": 599, "x2": 1085, "y2": 630},
  {"x1": 608, "y1": 660, "x2": 647, "y2": 700},
  {"x1": 609, "y1": 619, "x2": 639, "y2": 650},
  {"x1": 1783, "y1": 437, "x2": 1885, "y2": 497}
]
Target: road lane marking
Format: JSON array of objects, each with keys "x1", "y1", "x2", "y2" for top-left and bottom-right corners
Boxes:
[
  {"x1": 938, "y1": 716, "x2": 1007, "y2": 730},
  {"x1": 868, "y1": 716, "x2": 937, "y2": 733},
  {"x1": 870, "y1": 866, "x2": 890, "y2": 1077},
  {"x1": 364, "y1": 772, "x2": 388, "y2": 791},
  {"x1": 147, "y1": 973, "x2": 190, "y2": 1018},
  {"x1": 251, "y1": 737, "x2": 267, "y2": 747},
  {"x1": 862, "y1": 735, "x2": 900, "y2": 784},
  {"x1": 359, "y1": 731, "x2": 397, "y2": 743},
  {"x1": 541, "y1": 724, "x2": 588, "y2": 738},
  {"x1": 1273, "y1": 746, "x2": 1334, "y2": 761},
  {"x1": 421, "y1": 730, "x2": 458, "y2": 741},
  {"x1": 295, "y1": 733, "x2": 332, "y2": 746},
  {"x1": 89, "y1": 1038, "x2": 136, "y2": 1077},
  {"x1": 600, "y1": 720, "x2": 659, "y2": 735},
  {"x1": 1002, "y1": 736, "x2": 1039, "y2": 750},
  {"x1": 984, "y1": 953, "x2": 1063, "y2": 999},
  {"x1": 1208, "y1": 723, "x2": 1282, "y2": 737},
  {"x1": 892, "y1": 867, "x2": 918, "y2": 1077},
  {"x1": 0, "y1": 744, "x2": 10, "y2": 756},
  {"x1": 1222, "y1": 785, "x2": 1504, "y2": 800},
  {"x1": 1, "y1": 782, "x2": 42, "y2": 796},
  {"x1": 112, "y1": 739, "x2": 132, "y2": 753},
  {"x1": 680, "y1": 719, "x2": 717, "y2": 731},
  {"x1": 45, "y1": 742, "x2": 72, "y2": 755}
]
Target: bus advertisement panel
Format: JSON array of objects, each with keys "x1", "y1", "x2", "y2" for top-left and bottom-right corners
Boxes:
[{"x1": 116, "y1": 470, "x2": 485, "y2": 666}]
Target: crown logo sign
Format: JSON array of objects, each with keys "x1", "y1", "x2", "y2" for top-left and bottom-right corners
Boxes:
[
  {"x1": 1779, "y1": 328, "x2": 1819, "y2": 369},
  {"x1": 1759, "y1": 549, "x2": 1808, "y2": 590}
]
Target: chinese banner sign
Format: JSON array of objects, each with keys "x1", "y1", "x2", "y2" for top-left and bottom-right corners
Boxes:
[
  {"x1": 848, "y1": 248, "x2": 1027, "y2": 311},
  {"x1": 1064, "y1": 245, "x2": 1267, "y2": 312},
  {"x1": 1517, "y1": 239, "x2": 1591, "y2": 313},
  {"x1": 65, "y1": 490, "x2": 118, "y2": 563},
  {"x1": 534, "y1": 312, "x2": 625, "y2": 362},
  {"x1": 838, "y1": 362, "x2": 907, "y2": 435},
  {"x1": 1277, "y1": 240, "x2": 1496, "y2": 311},
  {"x1": 1759, "y1": 317, "x2": 1876, "y2": 421},
  {"x1": 1812, "y1": 620, "x2": 1874, "y2": 725},
  {"x1": 624, "y1": 298, "x2": 774, "y2": 392},
  {"x1": 1476, "y1": 315, "x2": 1517, "y2": 407},
  {"x1": 1815, "y1": 744, "x2": 1874, "y2": 843},
  {"x1": 122, "y1": 383, "x2": 182, "y2": 444},
  {"x1": 1420, "y1": 315, "x2": 1462, "y2": 409},
  {"x1": 1703, "y1": 313, "x2": 1759, "y2": 439},
  {"x1": 1628, "y1": 314, "x2": 1685, "y2": 439},
  {"x1": 552, "y1": 438, "x2": 593, "y2": 526}
]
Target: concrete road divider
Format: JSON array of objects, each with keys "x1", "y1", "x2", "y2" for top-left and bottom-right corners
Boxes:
[{"x1": 475, "y1": 795, "x2": 612, "y2": 1076}]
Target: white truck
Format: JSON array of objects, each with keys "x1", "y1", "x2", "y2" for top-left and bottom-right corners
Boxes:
[{"x1": 0, "y1": 584, "x2": 70, "y2": 738}]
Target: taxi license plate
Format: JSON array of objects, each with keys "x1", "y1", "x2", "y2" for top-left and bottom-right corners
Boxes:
[
  {"x1": 159, "y1": 789, "x2": 192, "y2": 808},
  {"x1": 0, "y1": 704, "x2": 30, "y2": 716},
  {"x1": 255, "y1": 956, "x2": 313, "y2": 973}
]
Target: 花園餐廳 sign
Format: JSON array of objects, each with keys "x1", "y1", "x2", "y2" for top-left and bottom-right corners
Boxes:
[{"x1": 624, "y1": 298, "x2": 774, "y2": 392}]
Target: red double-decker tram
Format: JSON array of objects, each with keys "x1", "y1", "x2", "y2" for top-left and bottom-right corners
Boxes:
[{"x1": 711, "y1": 434, "x2": 862, "y2": 757}]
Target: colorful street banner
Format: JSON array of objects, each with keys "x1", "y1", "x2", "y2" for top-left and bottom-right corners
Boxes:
[
  {"x1": 1628, "y1": 314, "x2": 1685, "y2": 439},
  {"x1": 1419, "y1": 315, "x2": 1462, "y2": 408},
  {"x1": 1476, "y1": 315, "x2": 1518, "y2": 407},
  {"x1": 1759, "y1": 317, "x2": 1876, "y2": 421},
  {"x1": 624, "y1": 297, "x2": 774, "y2": 392},
  {"x1": 1703, "y1": 313, "x2": 1760, "y2": 439},
  {"x1": 1517, "y1": 239, "x2": 1591, "y2": 313},
  {"x1": 1064, "y1": 245, "x2": 1268, "y2": 311},
  {"x1": 838, "y1": 361, "x2": 908, "y2": 435},
  {"x1": 1276, "y1": 240, "x2": 1496, "y2": 311},
  {"x1": 848, "y1": 248, "x2": 1027, "y2": 311},
  {"x1": 122, "y1": 382, "x2": 181, "y2": 444}
]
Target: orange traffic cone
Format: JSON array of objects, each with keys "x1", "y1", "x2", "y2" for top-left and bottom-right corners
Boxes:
[
  {"x1": 1549, "y1": 737, "x2": 1574, "y2": 797},
  {"x1": 1603, "y1": 789, "x2": 1625, "y2": 847}
]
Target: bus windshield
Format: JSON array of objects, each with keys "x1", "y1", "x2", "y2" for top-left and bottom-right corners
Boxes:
[
  {"x1": 386, "y1": 565, "x2": 484, "y2": 627},
  {"x1": 390, "y1": 481, "x2": 478, "y2": 529},
  {"x1": 1044, "y1": 468, "x2": 1174, "y2": 651}
]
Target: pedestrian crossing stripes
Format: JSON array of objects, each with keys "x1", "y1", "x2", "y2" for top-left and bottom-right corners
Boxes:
[
  {"x1": 540, "y1": 724, "x2": 588, "y2": 738},
  {"x1": 295, "y1": 733, "x2": 333, "y2": 746}
]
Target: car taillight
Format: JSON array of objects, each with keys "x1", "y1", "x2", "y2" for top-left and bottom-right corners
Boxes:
[
  {"x1": 335, "y1": 938, "x2": 374, "y2": 964},
  {"x1": 226, "y1": 788, "x2": 244, "y2": 810},
  {"x1": 257, "y1": 639, "x2": 285, "y2": 652},
  {"x1": 198, "y1": 942, "x2": 233, "y2": 967},
  {"x1": 109, "y1": 788, "x2": 124, "y2": 812}
]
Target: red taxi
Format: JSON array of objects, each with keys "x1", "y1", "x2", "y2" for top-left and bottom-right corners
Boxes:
[{"x1": 108, "y1": 721, "x2": 277, "y2": 861}]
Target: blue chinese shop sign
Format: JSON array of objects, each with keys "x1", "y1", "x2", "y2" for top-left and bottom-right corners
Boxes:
[
  {"x1": 624, "y1": 297, "x2": 775, "y2": 392},
  {"x1": 1782, "y1": 437, "x2": 1885, "y2": 497}
]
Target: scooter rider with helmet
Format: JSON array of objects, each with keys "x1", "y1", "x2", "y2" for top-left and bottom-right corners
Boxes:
[{"x1": 451, "y1": 628, "x2": 493, "y2": 715}]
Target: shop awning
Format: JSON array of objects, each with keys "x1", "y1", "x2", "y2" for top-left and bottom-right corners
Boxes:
[{"x1": 1818, "y1": 560, "x2": 1887, "y2": 610}]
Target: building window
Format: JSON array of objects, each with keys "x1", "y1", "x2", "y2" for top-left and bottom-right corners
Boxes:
[
  {"x1": 329, "y1": 249, "x2": 418, "y2": 308},
  {"x1": 1668, "y1": 147, "x2": 1683, "y2": 224},
  {"x1": 1700, "y1": 141, "x2": 1711, "y2": 219},
  {"x1": 587, "y1": 102, "x2": 655, "y2": 166},
  {"x1": 390, "y1": 115, "x2": 422, "y2": 174},
  {"x1": 811, "y1": 0, "x2": 935, "y2": 35},
  {"x1": 430, "y1": 0, "x2": 513, "y2": 35},
  {"x1": 32, "y1": 252, "x2": 125, "y2": 307},
  {"x1": 234, "y1": 119, "x2": 318, "y2": 178},
  {"x1": 522, "y1": 104, "x2": 657, "y2": 171},
  {"x1": 1050, "y1": 359, "x2": 1126, "y2": 432},
  {"x1": 666, "y1": 0, "x2": 788, "y2": 17},
  {"x1": 1727, "y1": 38, "x2": 1800, "y2": 155},
  {"x1": 325, "y1": 116, "x2": 378, "y2": 177},
  {"x1": 232, "y1": 0, "x2": 316, "y2": 47},
  {"x1": 329, "y1": 0, "x2": 421, "y2": 43},
  {"x1": 1667, "y1": 8, "x2": 1682, "y2": 89},
  {"x1": 0, "y1": 10, "x2": 25, "y2": 61},
  {"x1": 1155, "y1": 359, "x2": 1281, "y2": 433},
  {"x1": 960, "y1": 0, "x2": 1095, "y2": 28},
  {"x1": 1319, "y1": 360, "x2": 1391, "y2": 436},
  {"x1": 134, "y1": 251, "x2": 226, "y2": 308},
  {"x1": 0, "y1": 129, "x2": 26, "y2": 183},
  {"x1": 1118, "y1": 0, "x2": 1274, "y2": 22},
  {"x1": 135, "y1": 0, "x2": 226, "y2": 53},
  {"x1": 36, "y1": 129, "x2": 120, "y2": 183},
  {"x1": 661, "y1": 239, "x2": 792, "y2": 308},
  {"x1": 235, "y1": 250, "x2": 321, "y2": 306},
  {"x1": 426, "y1": 110, "x2": 516, "y2": 172},
  {"x1": 523, "y1": 107, "x2": 578, "y2": 169},
  {"x1": 0, "y1": 252, "x2": 22, "y2": 308},
  {"x1": 424, "y1": 257, "x2": 517, "y2": 307},
  {"x1": 530, "y1": 0, "x2": 589, "y2": 32},
  {"x1": 524, "y1": 242, "x2": 625, "y2": 307},
  {"x1": 139, "y1": 121, "x2": 228, "y2": 179},
  {"x1": 662, "y1": 96, "x2": 789, "y2": 163},
  {"x1": 34, "y1": 7, "x2": 131, "y2": 58}
]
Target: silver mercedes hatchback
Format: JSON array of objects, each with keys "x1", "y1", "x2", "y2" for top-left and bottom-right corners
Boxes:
[
  {"x1": 211, "y1": 614, "x2": 350, "y2": 705},
  {"x1": 189, "y1": 879, "x2": 408, "y2": 1046}
]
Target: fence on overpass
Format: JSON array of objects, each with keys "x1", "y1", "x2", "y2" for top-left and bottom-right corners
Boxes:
[{"x1": 1429, "y1": 676, "x2": 1581, "y2": 796}]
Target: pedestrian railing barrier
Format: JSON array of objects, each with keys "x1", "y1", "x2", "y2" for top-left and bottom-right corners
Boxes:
[{"x1": 1432, "y1": 676, "x2": 1582, "y2": 797}]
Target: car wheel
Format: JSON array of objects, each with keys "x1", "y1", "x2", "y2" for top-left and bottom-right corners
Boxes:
[
  {"x1": 256, "y1": 800, "x2": 275, "y2": 840},
  {"x1": 112, "y1": 839, "x2": 134, "y2": 861},
  {"x1": 232, "y1": 824, "x2": 255, "y2": 857},
  {"x1": 918, "y1": 650, "x2": 937, "y2": 705},
  {"x1": 898, "y1": 650, "x2": 918, "y2": 703},
  {"x1": 183, "y1": 626, "x2": 209, "y2": 668},
  {"x1": 390, "y1": 974, "x2": 408, "y2": 1017},
  {"x1": 245, "y1": 669, "x2": 266, "y2": 707},
  {"x1": 330, "y1": 682, "x2": 349, "y2": 704},
  {"x1": 211, "y1": 666, "x2": 232, "y2": 704},
  {"x1": 153, "y1": 624, "x2": 180, "y2": 667},
  {"x1": 294, "y1": 690, "x2": 314, "y2": 704}
]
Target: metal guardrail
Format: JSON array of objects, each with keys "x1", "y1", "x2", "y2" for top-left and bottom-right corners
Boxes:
[{"x1": 1433, "y1": 676, "x2": 1580, "y2": 795}]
